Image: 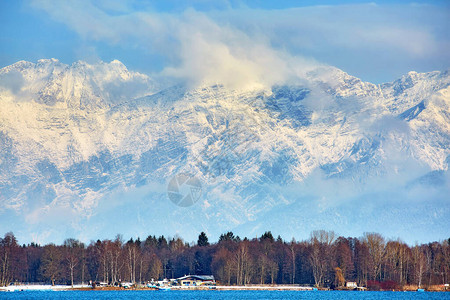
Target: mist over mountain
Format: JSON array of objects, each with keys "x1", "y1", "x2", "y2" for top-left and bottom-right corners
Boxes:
[{"x1": 0, "y1": 59, "x2": 448, "y2": 245}]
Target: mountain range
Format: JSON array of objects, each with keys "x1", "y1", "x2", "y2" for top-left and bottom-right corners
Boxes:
[{"x1": 0, "y1": 59, "x2": 448, "y2": 244}]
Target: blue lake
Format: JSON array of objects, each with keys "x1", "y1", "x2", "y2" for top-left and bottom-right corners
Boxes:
[{"x1": 1, "y1": 290, "x2": 449, "y2": 300}]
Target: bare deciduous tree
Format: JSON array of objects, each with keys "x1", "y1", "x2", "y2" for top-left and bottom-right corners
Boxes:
[
  {"x1": 40, "y1": 244, "x2": 62, "y2": 285},
  {"x1": 363, "y1": 232, "x2": 385, "y2": 281}
]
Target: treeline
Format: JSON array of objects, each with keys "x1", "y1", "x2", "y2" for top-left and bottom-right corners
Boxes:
[{"x1": 0, "y1": 230, "x2": 449, "y2": 289}]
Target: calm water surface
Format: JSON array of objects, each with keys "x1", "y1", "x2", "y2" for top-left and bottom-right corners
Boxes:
[{"x1": 1, "y1": 290, "x2": 449, "y2": 299}]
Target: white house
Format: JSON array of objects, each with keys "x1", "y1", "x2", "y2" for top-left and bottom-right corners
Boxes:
[{"x1": 177, "y1": 275, "x2": 215, "y2": 286}]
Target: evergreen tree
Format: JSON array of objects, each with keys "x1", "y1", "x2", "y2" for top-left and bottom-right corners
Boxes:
[
  {"x1": 197, "y1": 232, "x2": 209, "y2": 247},
  {"x1": 260, "y1": 231, "x2": 274, "y2": 242}
]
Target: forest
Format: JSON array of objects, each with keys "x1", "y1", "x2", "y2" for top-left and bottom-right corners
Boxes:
[{"x1": 1, "y1": 230, "x2": 449, "y2": 290}]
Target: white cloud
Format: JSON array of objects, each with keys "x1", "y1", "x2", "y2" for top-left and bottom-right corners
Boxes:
[
  {"x1": 30, "y1": 1, "x2": 316, "y2": 89},
  {"x1": 29, "y1": 1, "x2": 449, "y2": 85},
  {"x1": 161, "y1": 10, "x2": 310, "y2": 90},
  {"x1": 0, "y1": 70, "x2": 24, "y2": 94}
]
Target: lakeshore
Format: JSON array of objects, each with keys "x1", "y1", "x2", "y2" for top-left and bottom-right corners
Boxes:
[
  {"x1": 0, "y1": 284, "x2": 311, "y2": 292},
  {"x1": 1, "y1": 284, "x2": 448, "y2": 292},
  {"x1": 1, "y1": 288, "x2": 450, "y2": 300}
]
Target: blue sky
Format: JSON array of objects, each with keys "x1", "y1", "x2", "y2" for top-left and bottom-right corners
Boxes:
[{"x1": 1, "y1": 0, "x2": 449, "y2": 83}]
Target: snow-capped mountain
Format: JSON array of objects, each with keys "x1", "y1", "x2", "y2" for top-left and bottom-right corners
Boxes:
[{"x1": 0, "y1": 59, "x2": 448, "y2": 244}]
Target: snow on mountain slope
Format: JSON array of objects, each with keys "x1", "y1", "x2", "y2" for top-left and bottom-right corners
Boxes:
[{"x1": 0, "y1": 59, "x2": 448, "y2": 243}]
